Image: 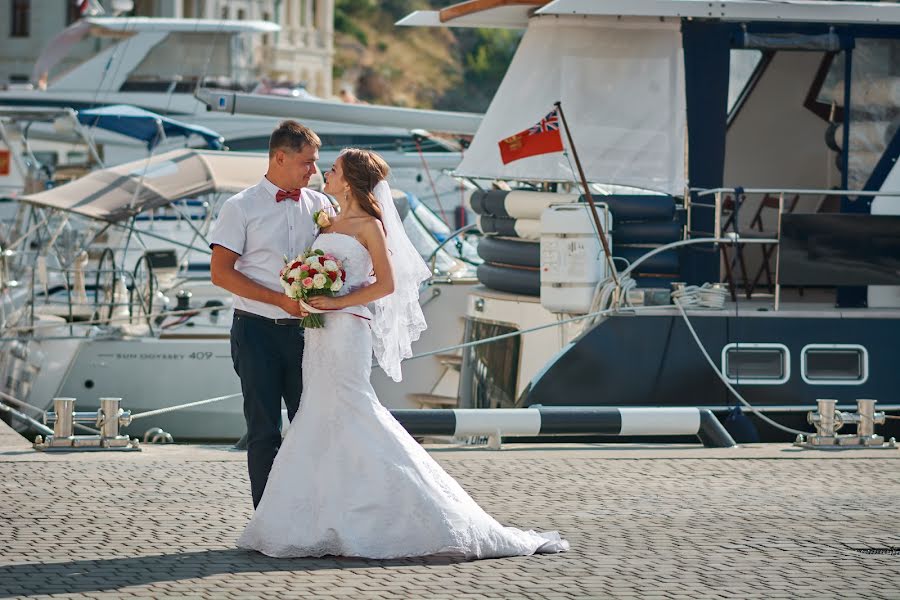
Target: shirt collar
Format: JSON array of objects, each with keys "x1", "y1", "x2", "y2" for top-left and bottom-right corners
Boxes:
[
  {"x1": 259, "y1": 175, "x2": 303, "y2": 198},
  {"x1": 260, "y1": 175, "x2": 296, "y2": 199}
]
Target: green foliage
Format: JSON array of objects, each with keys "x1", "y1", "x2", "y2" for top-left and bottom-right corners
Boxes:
[
  {"x1": 437, "y1": 28, "x2": 522, "y2": 112},
  {"x1": 333, "y1": 2, "x2": 521, "y2": 111},
  {"x1": 336, "y1": 0, "x2": 378, "y2": 17},
  {"x1": 379, "y1": 0, "x2": 428, "y2": 21},
  {"x1": 334, "y1": 8, "x2": 368, "y2": 46}
]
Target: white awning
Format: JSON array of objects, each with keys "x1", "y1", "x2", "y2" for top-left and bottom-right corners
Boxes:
[
  {"x1": 20, "y1": 149, "x2": 266, "y2": 222},
  {"x1": 455, "y1": 16, "x2": 686, "y2": 195},
  {"x1": 537, "y1": 0, "x2": 900, "y2": 25}
]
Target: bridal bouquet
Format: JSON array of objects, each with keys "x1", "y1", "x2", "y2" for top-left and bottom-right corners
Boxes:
[{"x1": 279, "y1": 249, "x2": 345, "y2": 328}]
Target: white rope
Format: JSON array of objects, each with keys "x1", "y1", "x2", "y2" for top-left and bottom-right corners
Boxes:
[
  {"x1": 124, "y1": 307, "x2": 652, "y2": 422},
  {"x1": 671, "y1": 283, "x2": 728, "y2": 310},
  {"x1": 672, "y1": 297, "x2": 806, "y2": 436},
  {"x1": 129, "y1": 392, "x2": 243, "y2": 421}
]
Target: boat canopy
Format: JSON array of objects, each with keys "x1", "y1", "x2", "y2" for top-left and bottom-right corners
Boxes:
[
  {"x1": 453, "y1": 16, "x2": 687, "y2": 194},
  {"x1": 537, "y1": 0, "x2": 900, "y2": 25},
  {"x1": 77, "y1": 104, "x2": 224, "y2": 150},
  {"x1": 401, "y1": 0, "x2": 900, "y2": 28},
  {"x1": 20, "y1": 149, "x2": 265, "y2": 222}
]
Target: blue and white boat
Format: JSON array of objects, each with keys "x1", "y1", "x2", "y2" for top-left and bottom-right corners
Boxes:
[{"x1": 399, "y1": 0, "x2": 900, "y2": 442}]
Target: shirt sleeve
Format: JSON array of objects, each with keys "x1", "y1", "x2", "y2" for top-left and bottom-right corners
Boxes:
[{"x1": 209, "y1": 199, "x2": 246, "y2": 255}]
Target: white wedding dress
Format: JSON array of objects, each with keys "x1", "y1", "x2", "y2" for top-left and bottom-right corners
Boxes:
[{"x1": 237, "y1": 233, "x2": 569, "y2": 559}]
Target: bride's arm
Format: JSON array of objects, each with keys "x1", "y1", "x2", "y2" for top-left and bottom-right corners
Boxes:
[{"x1": 307, "y1": 220, "x2": 394, "y2": 310}]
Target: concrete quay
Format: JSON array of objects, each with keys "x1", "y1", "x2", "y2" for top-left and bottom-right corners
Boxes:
[{"x1": 1, "y1": 421, "x2": 899, "y2": 599}]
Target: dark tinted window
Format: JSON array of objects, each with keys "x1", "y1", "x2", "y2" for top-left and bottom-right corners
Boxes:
[
  {"x1": 461, "y1": 319, "x2": 520, "y2": 409},
  {"x1": 805, "y1": 349, "x2": 864, "y2": 381},
  {"x1": 725, "y1": 348, "x2": 785, "y2": 381}
]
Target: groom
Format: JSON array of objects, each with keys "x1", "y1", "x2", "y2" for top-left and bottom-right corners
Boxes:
[{"x1": 210, "y1": 120, "x2": 334, "y2": 508}]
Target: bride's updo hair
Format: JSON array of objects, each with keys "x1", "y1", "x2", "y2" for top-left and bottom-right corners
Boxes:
[{"x1": 339, "y1": 148, "x2": 390, "y2": 221}]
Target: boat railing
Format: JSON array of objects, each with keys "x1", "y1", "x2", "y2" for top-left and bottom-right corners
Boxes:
[
  {"x1": 686, "y1": 186, "x2": 900, "y2": 309},
  {"x1": 425, "y1": 222, "x2": 481, "y2": 275},
  {"x1": 0, "y1": 257, "x2": 158, "y2": 336}
]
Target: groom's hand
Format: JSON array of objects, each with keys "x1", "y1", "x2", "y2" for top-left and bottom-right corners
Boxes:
[{"x1": 279, "y1": 296, "x2": 309, "y2": 318}]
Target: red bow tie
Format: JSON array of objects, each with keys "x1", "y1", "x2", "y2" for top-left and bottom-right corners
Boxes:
[{"x1": 275, "y1": 189, "x2": 301, "y2": 203}]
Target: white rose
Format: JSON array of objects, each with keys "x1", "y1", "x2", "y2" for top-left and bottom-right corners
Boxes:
[
  {"x1": 289, "y1": 281, "x2": 303, "y2": 297},
  {"x1": 280, "y1": 279, "x2": 292, "y2": 294},
  {"x1": 289, "y1": 267, "x2": 303, "y2": 280},
  {"x1": 330, "y1": 279, "x2": 343, "y2": 293},
  {"x1": 305, "y1": 256, "x2": 320, "y2": 266},
  {"x1": 323, "y1": 259, "x2": 338, "y2": 272},
  {"x1": 312, "y1": 273, "x2": 327, "y2": 289}
]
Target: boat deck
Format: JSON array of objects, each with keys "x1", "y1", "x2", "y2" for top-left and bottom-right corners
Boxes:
[{"x1": 1, "y1": 420, "x2": 899, "y2": 599}]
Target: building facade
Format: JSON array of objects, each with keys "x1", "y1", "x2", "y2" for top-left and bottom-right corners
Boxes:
[{"x1": 0, "y1": 0, "x2": 334, "y2": 97}]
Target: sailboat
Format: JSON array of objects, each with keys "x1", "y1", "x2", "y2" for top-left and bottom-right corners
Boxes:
[{"x1": 0, "y1": 16, "x2": 472, "y2": 214}]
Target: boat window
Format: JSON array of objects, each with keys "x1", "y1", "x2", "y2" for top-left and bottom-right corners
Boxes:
[
  {"x1": 44, "y1": 34, "x2": 121, "y2": 84},
  {"x1": 809, "y1": 39, "x2": 900, "y2": 189},
  {"x1": 727, "y1": 49, "x2": 764, "y2": 116},
  {"x1": 121, "y1": 32, "x2": 260, "y2": 92},
  {"x1": 10, "y1": 0, "x2": 30, "y2": 38},
  {"x1": 722, "y1": 343, "x2": 789, "y2": 385},
  {"x1": 801, "y1": 344, "x2": 867, "y2": 385}
]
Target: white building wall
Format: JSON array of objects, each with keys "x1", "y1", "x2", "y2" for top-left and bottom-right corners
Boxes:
[{"x1": 0, "y1": 0, "x2": 333, "y2": 97}]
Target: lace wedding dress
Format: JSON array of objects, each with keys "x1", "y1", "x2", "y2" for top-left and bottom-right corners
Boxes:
[{"x1": 237, "y1": 232, "x2": 569, "y2": 559}]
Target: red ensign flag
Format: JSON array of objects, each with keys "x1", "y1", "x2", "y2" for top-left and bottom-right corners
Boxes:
[{"x1": 497, "y1": 109, "x2": 564, "y2": 165}]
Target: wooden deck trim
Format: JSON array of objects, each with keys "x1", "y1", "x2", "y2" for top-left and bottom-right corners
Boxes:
[{"x1": 439, "y1": 0, "x2": 548, "y2": 23}]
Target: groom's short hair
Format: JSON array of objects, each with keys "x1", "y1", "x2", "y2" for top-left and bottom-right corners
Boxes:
[{"x1": 269, "y1": 120, "x2": 321, "y2": 157}]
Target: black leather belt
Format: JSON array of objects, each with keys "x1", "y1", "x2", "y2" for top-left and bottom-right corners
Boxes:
[{"x1": 233, "y1": 308, "x2": 303, "y2": 326}]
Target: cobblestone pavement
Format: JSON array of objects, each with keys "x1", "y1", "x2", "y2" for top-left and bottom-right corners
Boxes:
[{"x1": 1, "y1": 426, "x2": 899, "y2": 599}]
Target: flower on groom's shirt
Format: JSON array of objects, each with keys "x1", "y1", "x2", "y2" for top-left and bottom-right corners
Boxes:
[{"x1": 314, "y1": 210, "x2": 331, "y2": 229}]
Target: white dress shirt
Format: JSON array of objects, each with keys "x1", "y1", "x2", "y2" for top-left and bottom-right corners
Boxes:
[{"x1": 210, "y1": 177, "x2": 333, "y2": 319}]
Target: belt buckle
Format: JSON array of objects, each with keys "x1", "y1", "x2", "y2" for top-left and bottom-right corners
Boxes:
[{"x1": 275, "y1": 317, "x2": 298, "y2": 326}]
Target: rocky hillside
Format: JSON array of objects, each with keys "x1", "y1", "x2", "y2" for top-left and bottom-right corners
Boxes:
[{"x1": 333, "y1": 0, "x2": 521, "y2": 112}]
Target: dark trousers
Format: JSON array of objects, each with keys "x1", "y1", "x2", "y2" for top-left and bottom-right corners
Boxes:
[{"x1": 230, "y1": 313, "x2": 304, "y2": 508}]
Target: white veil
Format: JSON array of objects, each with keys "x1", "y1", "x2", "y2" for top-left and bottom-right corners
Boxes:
[{"x1": 371, "y1": 180, "x2": 433, "y2": 382}]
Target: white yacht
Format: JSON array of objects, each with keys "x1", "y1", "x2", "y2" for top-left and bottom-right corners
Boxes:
[
  {"x1": 395, "y1": 0, "x2": 900, "y2": 443},
  {"x1": 0, "y1": 144, "x2": 480, "y2": 441},
  {"x1": 0, "y1": 17, "x2": 475, "y2": 214}
]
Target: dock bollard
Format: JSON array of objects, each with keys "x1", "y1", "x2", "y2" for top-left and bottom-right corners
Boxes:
[
  {"x1": 796, "y1": 398, "x2": 895, "y2": 449},
  {"x1": 49, "y1": 397, "x2": 76, "y2": 442},
  {"x1": 35, "y1": 397, "x2": 139, "y2": 451}
]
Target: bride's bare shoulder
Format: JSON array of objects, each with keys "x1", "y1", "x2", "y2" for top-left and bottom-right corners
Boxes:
[{"x1": 358, "y1": 217, "x2": 386, "y2": 239}]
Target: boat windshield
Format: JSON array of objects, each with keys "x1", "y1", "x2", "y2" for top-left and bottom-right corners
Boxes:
[
  {"x1": 728, "y1": 49, "x2": 764, "y2": 116},
  {"x1": 121, "y1": 32, "x2": 261, "y2": 92},
  {"x1": 43, "y1": 29, "x2": 261, "y2": 92},
  {"x1": 42, "y1": 28, "x2": 122, "y2": 85}
]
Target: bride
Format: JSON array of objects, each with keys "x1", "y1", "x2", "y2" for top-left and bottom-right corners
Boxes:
[{"x1": 237, "y1": 148, "x2": 569, "y2": 560}]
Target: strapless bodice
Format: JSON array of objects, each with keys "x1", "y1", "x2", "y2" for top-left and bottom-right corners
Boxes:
[{"x1": 312, "y1": 232, "x2": 373, "y2": 296}]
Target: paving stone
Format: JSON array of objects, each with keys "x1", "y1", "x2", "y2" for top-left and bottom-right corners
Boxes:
[{"x1": 1, "y1": 434, "x2": 900, "y2": 599}]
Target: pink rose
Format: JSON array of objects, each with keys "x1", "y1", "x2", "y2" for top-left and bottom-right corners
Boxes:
[{"x1": 302, "y1": 277, "x2": 314, "y2": 288}]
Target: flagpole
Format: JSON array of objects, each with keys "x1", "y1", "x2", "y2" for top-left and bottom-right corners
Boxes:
[{"x1": 554, "y1": 101, "x2": 619, "y2": 287}]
